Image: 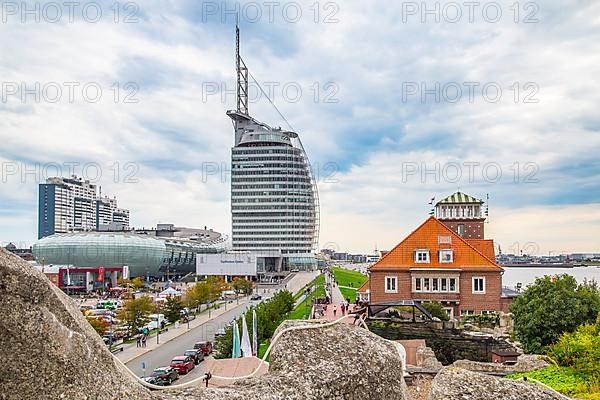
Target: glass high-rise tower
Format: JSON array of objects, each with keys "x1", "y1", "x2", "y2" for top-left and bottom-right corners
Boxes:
[{"x1": 228, "y1": 25, "x2": 319, "y2": 281}]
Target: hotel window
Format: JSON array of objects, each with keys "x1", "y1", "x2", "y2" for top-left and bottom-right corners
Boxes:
[
  {"x1": 441, "y1": 278, "x2": 448, "y2": 291},
  {"x1": 439, "y1": 249, "x2": 453, "y2": 263},
  {"x1": 457, "y1": 224, "x2": 465, "y2": 237},
  {"x1": 415, "y1": 277, "x2": 422, "y2": 291},
  {"x1": 415, "y1": 250, "x2": 430, "y2": 263},
  {"x1": 449, "y1": 278, "x2": 457, "y2": 292},
  {"x1": 423, "y1": 278, "x2": 430, "y2": 291},
  {"x1": 432, "y1": 278, "x2": 439, "y2": 291},
  {"x1": 472, "y1": 277, "x2": 486, "y2": 294},
  {"x1": 385, "y1": 276, "x2": 398, "y2": 293}
]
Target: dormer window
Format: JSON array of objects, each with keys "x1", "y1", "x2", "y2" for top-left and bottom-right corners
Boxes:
[
  {"x1": 415, "y1": 249, "x2": 430, "y2": 263},
  {"x1": 439, "y1": 249, "x2": 453, "y2": 263}
]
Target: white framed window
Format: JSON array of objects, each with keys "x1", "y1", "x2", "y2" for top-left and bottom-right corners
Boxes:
[
  {"x1": 385, "y1": 276, "x2": 398, "y2": 293},
  {"x1": 457, "y1": 224, "x2": 465, "y2": 237},
  {"x1": 432, "y1": 278, "x2": 439, "y2": 291},
  {"x1": 415, "y1": 249, "x2": 430, "y2": 263},
  {"x1": 414, "y1": 277, "x2": 422, "y2": 292},
  {"x1": 449, "y1": 278, "x2": 457, "y2": 292},
  {"x1": 423, "y1": 277, "x2": 430, "y2": 291},
  {"x1": 441, "y1": 278, "x2": 448, "y2": 291},
  {"x1": 439, "y1": 249, "x2": 453, "y2": 263},
  {"x1": 472, "y1": 277, "x2": 486, "y2": 294},
  {"x1": 461, "y1": 309, "x2": 475, "y2": 316}
]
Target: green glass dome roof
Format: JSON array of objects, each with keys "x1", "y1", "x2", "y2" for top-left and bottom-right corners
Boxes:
[{"x1": 33, "y1": 232, "x2": 167, "y2": 277}]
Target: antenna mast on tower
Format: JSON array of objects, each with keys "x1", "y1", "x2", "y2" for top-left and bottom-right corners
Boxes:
[{"x1": 236, "y1": 21, "x2": 249, "y2": 116}]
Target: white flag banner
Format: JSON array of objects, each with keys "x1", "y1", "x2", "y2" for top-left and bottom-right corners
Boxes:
[
  {"x1": 241, "y1": 313, "x2": 253, "y2": 358},
  {"x1": 252, "y1": 309, "x2": 258, "y2": 356}
]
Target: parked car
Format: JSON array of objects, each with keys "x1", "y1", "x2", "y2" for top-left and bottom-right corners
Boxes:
[
  {"x1": 183, "y1": 349, "x2": 204, "y2": 365},
  {"x1": 250, "y1": 294, "x2": 262, "y2": 301},
  {"x1": 143, "y1": 376, "x2": 167, "y2": 386},
  {"x1": 150, "y1": 366, "x2": 179, "y2": 385},
  {"x1": 193, "y1": 341, "x2": 213, "y2": 356},
  {"x1": 214, "y1": 328, "x2": 226, "y2": 340},
  {"x1": 170, "y1": 356, "x2": 195, "y2": 374}
]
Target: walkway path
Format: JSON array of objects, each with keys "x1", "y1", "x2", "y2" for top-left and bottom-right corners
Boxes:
[{"x1": 314, "y1": 270, "x2": 354, "y2": 324}]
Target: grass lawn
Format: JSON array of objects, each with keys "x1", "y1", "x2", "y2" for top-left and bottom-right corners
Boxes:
[
  {"x1": 339, "y1": 287, "x2": 357, "y2": 303},
  {"x1": 332, "y1": 267, "x2": 368, "y2": 289},
  {"x1": 287, "y1": 274, "x2": 325, "y2": 320},
  {"x1": 507, "y1": 367, "x2": 600, "y2": 399}
]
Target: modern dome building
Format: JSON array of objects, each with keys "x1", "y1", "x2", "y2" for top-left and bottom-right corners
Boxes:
[
  {"x1": 33, "y1": 232, "x2": 166, "y2": 277},
  {"x1": 32, "y1": 225, "x2": 227, "y2": 279}
]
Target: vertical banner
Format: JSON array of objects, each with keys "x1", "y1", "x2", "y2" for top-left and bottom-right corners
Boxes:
[
  {"x1": 252, "y1": 309, "x2": 258, "y2": 356},
  {"x1": 241, "y1": 314, "x2": 252, "y2": 357}
]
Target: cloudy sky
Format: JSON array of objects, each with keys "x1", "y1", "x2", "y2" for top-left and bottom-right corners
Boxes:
[{"x1": 1, "y1": 0, "x2": 599, "y2": 255}]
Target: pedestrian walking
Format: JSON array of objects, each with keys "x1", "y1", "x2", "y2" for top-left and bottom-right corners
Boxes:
[
  {"x1": 136, "y1": 333, "x2": 141, "y2": 348},
  {"x1": 141, "y1": 334, "x2": 147, "y2": 348},
  {"x1": 333, "y1": 305, "x2": 337, "y2": 317},
  {"x1": 203, "y1": 372, "x2": 212, "y2": 388}
]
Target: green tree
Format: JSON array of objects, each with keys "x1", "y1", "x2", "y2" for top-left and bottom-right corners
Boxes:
[
  {"x1": 87, "y1": 317, "x2": 109, "y2": 336},
  {"x1": 118, "y1": 276, "x2": 146, "y2": 290},
  {"x1": 421, "y1": 301, "x2": 450, "y2": 321},
  {"x1": 214, "y1": 290, "x2": 294, "y2": 359},
  {"x1": 117, "y1": 296, "x2": 155, "y2": 337},
  {"x1": 232, "y1": 277, "x2": 254, "y2": 295},
  {"x1": 510, "y1": 275, "x2": 600, "y2": 353},
  {"x1": 163, "y1": 295, "x2": 183, "y2": 323}
]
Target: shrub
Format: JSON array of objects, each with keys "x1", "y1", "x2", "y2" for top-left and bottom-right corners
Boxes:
[
  {"x1": 510, "y1": 275, "x2": 600, "y2": 353},
  {"x1": 421, "y1": 301, "x2": 450, "y2": 321},
  {"x1": 214, "y1": 290, "x2": 294, "y2": 358},
  {"x1": 548, "y1": 317, "x2": 600, "y2": 379}
]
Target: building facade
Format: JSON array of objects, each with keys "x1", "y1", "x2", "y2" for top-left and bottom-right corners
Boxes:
[
  {"x1": 368, "y1": 192, "x2": 511, "y2": 318},
  {"x1": 228, "y1": 26, "x2": 319, "y2": 282},
  {"x1": 33, "y1": 225, "x2": 227, "y2": 278},
  {"x1": 38, "y1": 176, "x2": 130, "y2": 239}
]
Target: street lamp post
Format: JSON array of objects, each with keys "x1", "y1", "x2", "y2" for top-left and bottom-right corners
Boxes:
[{"x1": 156, "y1": 304, "x2": 160, "y2": 344}]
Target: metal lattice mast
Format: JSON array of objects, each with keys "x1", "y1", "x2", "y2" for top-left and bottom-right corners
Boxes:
[{"x1": 236, "y1": 23, "x2": 249, "y2": 116}]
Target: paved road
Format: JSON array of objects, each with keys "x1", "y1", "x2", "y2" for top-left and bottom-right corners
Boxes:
[
  {"x1": 126, "y1": 297, "x2": 266, "y2": 381},
  {"x1": 124, "y1": 272, "x2": 318, "y2": 382}
]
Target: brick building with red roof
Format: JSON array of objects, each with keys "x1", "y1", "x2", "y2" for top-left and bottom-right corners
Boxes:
[{"x1": 367, "y1": 192, "x2": 512, "y2": 318}]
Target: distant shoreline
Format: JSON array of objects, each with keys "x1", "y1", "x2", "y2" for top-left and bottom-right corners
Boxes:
[{"x1": 500, "y1": 263, "x2": 600, "y2": 268}]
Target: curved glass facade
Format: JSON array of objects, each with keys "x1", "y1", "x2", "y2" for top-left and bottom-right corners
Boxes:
[{"x1": 33, "y1": 232, "x2": 166, "y2": 277}]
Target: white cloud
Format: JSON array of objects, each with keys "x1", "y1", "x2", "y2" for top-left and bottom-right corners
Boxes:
[{"x1": 1, "y1": 0, "x2": 599, "y2": 254}]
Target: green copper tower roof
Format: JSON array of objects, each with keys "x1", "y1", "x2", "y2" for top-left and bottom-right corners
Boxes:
[{"x1": 437, "y1": 192, "x2": 484, "y2": 205}]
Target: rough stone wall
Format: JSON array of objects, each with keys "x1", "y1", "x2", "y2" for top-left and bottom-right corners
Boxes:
[
  {"x1": 368, "y1": 320, "x2": 517, "y2": 364},
  {"x1": 428, "y1": 367, "x2": 565, "y2": 400},
  {"x1": 1, "y1": 249, "x2": 408, "y2": 400},
  {"x1": 166, "y1": 320, "x2": 410, "y2": 400},
  {"x1": 0, "y1": 249, "x2": 155, "y2": 400},
  {"x1": 453, "y1": 354, "x2": 549, "y2": 375}
]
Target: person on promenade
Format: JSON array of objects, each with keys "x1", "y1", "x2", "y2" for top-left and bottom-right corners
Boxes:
[
  {"x1": 141, "y1": 334, "x2": 147, "y2": 348},
  {"x1": 136, "y1": 333, "x2": 141, "y2": 348},
  {"x1": 333, "y1": 305, "x2": 337, "y2": 317}
]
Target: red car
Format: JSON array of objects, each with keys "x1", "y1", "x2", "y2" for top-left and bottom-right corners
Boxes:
[
  {"x1": 170, "y1": 356, "x2": 195, "y2": 374},
  {"x1": 193, "y1": 341, "x2": 213, "y2": 356}
]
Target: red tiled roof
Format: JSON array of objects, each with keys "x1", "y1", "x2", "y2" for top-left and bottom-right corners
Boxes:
[
  {"x1": 467, "y1": 239, "x2": 496, "y2": 260},
  {"x1": 357, "y1": 279, "x2": 369, "y2": 293},
  {"x1": 368, "y1": 217, "x2": 502, "y2": 272}
]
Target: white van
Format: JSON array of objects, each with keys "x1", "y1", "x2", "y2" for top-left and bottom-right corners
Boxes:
[{"x1": 143, "y1": 314, "x2": 167, "y2": 330}]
